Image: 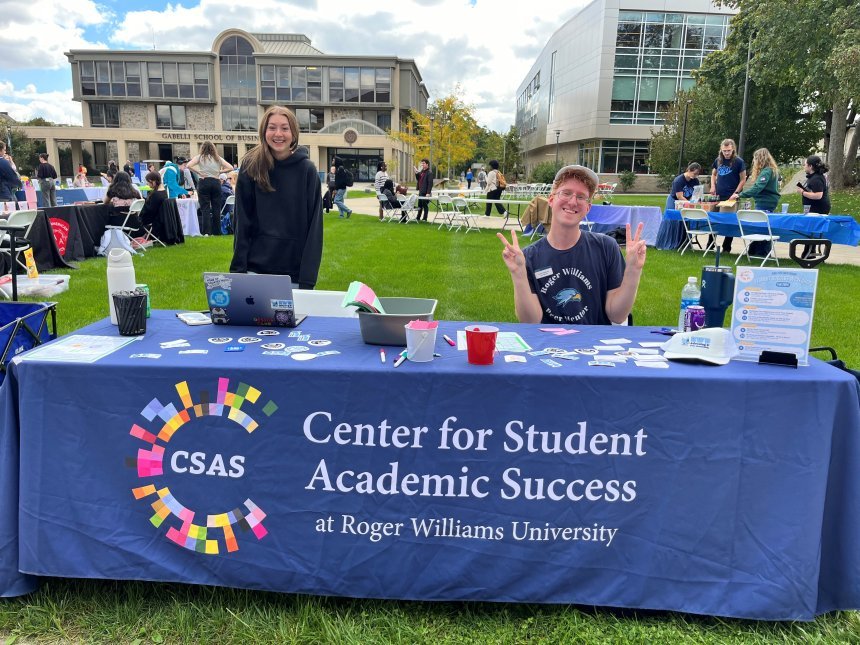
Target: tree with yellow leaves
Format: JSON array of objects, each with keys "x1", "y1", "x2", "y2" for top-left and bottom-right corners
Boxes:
[{"x1": 389, "y1": 89, "x2": 480, "y2": 180}]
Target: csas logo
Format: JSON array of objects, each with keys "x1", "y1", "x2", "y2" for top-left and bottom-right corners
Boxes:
[{"x1": 127, "y1": 377, "x2": 278, "y2": 555}]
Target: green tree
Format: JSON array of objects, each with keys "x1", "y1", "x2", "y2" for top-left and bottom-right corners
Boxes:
[
  {"x1": 0, "y1": 122, "x2": 42, "y2": 177},
  {"x1": 717, "y1": 0, "x2": 860, "y2": 187},
  {"x1": 529, "y1": 161, "x2": 563, "y2": 184},
  {"x1": 389, "y1": 88, "x2": 479, "y2": 179}
]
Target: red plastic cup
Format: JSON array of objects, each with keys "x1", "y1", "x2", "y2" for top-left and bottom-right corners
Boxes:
[{"x1": 466, "y1": 325, "x2": 499, "y2": 365}]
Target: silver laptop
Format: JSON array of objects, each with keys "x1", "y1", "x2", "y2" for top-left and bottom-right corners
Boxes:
[{"x1": 203, "y1": 272, "x2": 306, "y2": 327}]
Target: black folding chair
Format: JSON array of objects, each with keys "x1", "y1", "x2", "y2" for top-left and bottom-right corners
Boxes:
[{"x1": 789, "y1": 239, "x2": 831, "y2": 268}]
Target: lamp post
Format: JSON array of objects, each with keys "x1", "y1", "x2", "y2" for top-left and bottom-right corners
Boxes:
[
  {"x1": 554, "y1": 130, "x2": 562, "y2": 166},
  {"x1": 738, "y1": 31, "x2": 753, "y2": 159},
  {"x1": 677, "y1": 100, "x2": 692, "y2": 175}
]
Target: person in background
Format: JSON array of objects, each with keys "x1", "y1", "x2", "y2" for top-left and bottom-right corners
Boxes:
[
  {"x1": 710, "y1": 138, "x2": 746, "y2": 253},
  {"x1": 230, "y1": 105, "x2": 323, "y2": 289},
  {"x1": 123, "y1": 160, "x2": 134, "y2": 175},
  {"x1": 147, "y1": 163, "x2": 156, "y2": 173},
  {"x1": 414, "y1": 158, "x2": 432, "y2": 222},
  {"x1": 666, "y1": 162, "x2": 702, "y2": 211},
  {"x1": 138, "y1": 171, "x2": 167, "y2": 232},
  {"x1": 103, "y1": 171, "x2": 142, "y2": 208},
  {"x1": 731, "y1": 147, "x2": 781, "y2": 258},
  {"x1": 374, "y1": 161, "x2": 389, "y2": 221},
  {"x1": 497, "y1": 164, "x2": 646, "y2": 326},
  {"x1": 466, "y1": 167, "x2": 474, "y2": 189},
  {"x1": 484, "y1": 159, "x2": 508, "y2": 218},
  {"x1": 176, "y1": 157, "x2": 196, "y2": 195},
  {"x1": 36, "y1": 153, "x2": 59, "y2": 208},
  {"x1": 0, "y1": 141, "x2": 20, "y2": 207},
  {"x1": 161, "y1": 159, "x2": 188, "y2": 199},
  {"x1": 323, "y1": 164, "x2": 336, "y2": 214},
  {"x1": 332, "y1": 157, "x2": 353, "y2": 218},
  {"x1": 73, "y1": 165, "x2": 91, "y2": 187},
  {"x1": 188, "y1": 140, "x2": 234, "y2": 235},
  {"x1": 381, "y1": 178, "x2": 400, "y2": 210},
  {"x1": 798, "y1": 154, "x2": 831, "y2": 214},
  {"x1": 101, "y1": 160, "x2": 118, "y2": 183},
  {"x1": 477, "y1": 167, "x2": 487, "y2": 190},
  {"x1": 219, "y1": 173, "x2": 235, "y2": 234}
]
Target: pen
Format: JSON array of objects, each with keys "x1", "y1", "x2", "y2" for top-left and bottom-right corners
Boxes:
[
  {"x1": 379, "y1": 348, "x2": 386, "y2": 363},
  {"x1": 443, "y1": 334, "x2": 455, "y2": 346},
  {"x1": 393, "y1": 354, "x2": 407, "y2": 368},
  {"x1": 433, "y1": 353, "x2": 442, "y2": 357}
]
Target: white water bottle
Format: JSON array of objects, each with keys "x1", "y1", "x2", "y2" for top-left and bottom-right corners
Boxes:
[
  {"x1": 677, "y1": 276, "x2": 701, "y2": 331},
  {"x1": 107, "y1": 248, "x2": 137, "y2": 324}
]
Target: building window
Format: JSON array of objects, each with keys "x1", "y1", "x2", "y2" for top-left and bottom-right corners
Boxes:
[
  {"x1": 90, "y1": 103, "x2": 120, "y2": 128},
  {"x1": 290, "y1": 108, "x2": 325, "y2": 133},
  {"x1": 93, "y1": 142, "x2": 108, "y2": 168},
  {"x1": 80, "y1": 61, "x2": 141, "y2": 97},
  {"x1": 328, "y1": 67, "x2": 391, "y2": 103},
  {"x1": 547, "y1": 51, "x2": 557, "y2": 122},
  {"x1": 147, "y1": 62, "x2": 207, "y2": 100},
  {"x1": 611, "y1": 11, "x2": 729, "y2": 125},
  {"x1": 599, "y1": 140, "x2": 650, "y2": 174},
  {"x1": 155, "y1": 105, "x2": 187, "y2": 130},
  {"x1": 578, "y1": 140, "x2": 600, "y2": 171},
  {"x1": 219, "y1": 35, "x2": 257, "y2": 131},
  {"x1": 361, "y1": 110, "x2": 391, "y2": 131},
  {"x1": 260, "y1": 65, "x2": 322, "y2": 103}
]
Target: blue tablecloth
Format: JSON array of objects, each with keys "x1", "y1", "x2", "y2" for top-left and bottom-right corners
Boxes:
[
  {"x1": 659, "y1": 210, "x2": 860, "y2": 249},
  {"x1": 17, "y1": 188, "x2": 108, "y2": 207},
  {"x1": 587, "y1": 205, "x2": 661, "y2": 246},
  {"x1": 2, "y1": 312, "x2": 860, "y2": 619}
]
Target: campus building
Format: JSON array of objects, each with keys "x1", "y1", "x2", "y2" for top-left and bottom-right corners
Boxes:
[
  {"x1": 19, "y1": 29, "x2": 427, "y2": 182},
  {"x1": 515, "y1": 0, "x2": 736, "y2": 189}
]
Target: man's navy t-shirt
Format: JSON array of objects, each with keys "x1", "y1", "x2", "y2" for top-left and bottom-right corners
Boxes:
[
  {"x1": 523, "y1": 232, "x2": 625, "y2": 325},
  {"x1": 712, "y1": 156, "x2": 745, "y2": 198}
]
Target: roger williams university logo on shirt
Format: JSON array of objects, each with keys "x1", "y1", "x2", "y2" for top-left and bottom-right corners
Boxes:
[
  {"x1": 536, "y1": 266, "x2": 593, "y2": 323},
  {"x1": 126, "y1": 377, "x2": 278, "y2": 555}
]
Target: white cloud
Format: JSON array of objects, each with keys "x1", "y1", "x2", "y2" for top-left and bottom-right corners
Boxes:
[
  {"x1": 0, "y1": 82, "x2": 81, "y2": 125},
  {"x1": 0, "y1": 0, "x2": 588, "y2": 131}
]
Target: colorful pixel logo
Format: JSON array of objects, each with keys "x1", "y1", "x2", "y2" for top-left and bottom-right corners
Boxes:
[{"x1": 127, "y1": 377, "x2": 278, "y2": 555}]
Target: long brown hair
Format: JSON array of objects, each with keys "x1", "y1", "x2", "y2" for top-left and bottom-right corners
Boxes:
[
  {"x1": 199, "y1": 140, "x2": 218, "y2": 163},
  {"x1": 242, "y1": 106, "x2": 300, "y2": 192},
  {"x1": 749, "y1": 148, "x2": 778, "y2": 183}
]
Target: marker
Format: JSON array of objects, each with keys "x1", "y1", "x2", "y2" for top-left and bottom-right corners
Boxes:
[
  {"x1": 393, "y1": 353, "x2": 407, "y2": 368},
  {"x1": 379, "y1": 348, "x2": 386, "y2": 363},
  {"x1": 443, "y1": 334, "x2": 455, "y2": 347},
  {"x1": 433, "y1": 353, "x2": 442, "y2": 357}
]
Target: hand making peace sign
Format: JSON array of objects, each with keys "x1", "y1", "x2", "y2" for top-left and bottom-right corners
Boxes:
[
  {"x1": 625, "y1": 222, "x2": 647, "y2": 271},
  {"x1": 496, "y1": 230, "x2": 526, "y2": 275}
]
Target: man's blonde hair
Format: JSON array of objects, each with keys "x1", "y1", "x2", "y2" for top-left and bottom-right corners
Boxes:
[{"x1": 552, "y1": 167, "x2": 597, "y2": 197}]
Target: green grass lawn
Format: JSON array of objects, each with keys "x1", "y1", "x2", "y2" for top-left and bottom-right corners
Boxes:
[{"x1": 3, "y1": 212, "x2": 860, "y2": 643}]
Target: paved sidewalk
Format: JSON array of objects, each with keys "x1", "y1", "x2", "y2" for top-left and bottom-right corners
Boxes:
[{"x1": 342, "y1": 196, "x2": 860, "y2": 267}]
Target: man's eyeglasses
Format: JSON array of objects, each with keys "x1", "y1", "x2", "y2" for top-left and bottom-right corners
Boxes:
[{"x1": 554, "y1": 189, "x2": 591, "y2": 203}]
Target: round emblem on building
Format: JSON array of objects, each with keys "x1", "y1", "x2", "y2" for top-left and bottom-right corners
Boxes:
[{"x1": 343, "y1": 129, "x2": 358, "y2": 145}]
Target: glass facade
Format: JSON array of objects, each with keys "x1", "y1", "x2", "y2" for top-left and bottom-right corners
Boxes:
[
  {"x1": 81, "y1": 61, "x2": 142, "y2": 97},
  {"x1": 330, "y1": 148, "x2": 383, "y2": 182},
  {"x1": 259, "y1": 65, "x2": 322, "y2": 102},
  {"x1": 155, "y1": 105, "x2": 186, "y2": 130},
  {"x1": 219, "y1": 36, "x2": 257, "y2": 131},
  {"x1": 599, "y1": 140, "x2": 650, "y2": 174},
  {"x1": 611, "y1": 11, "x2": 729, "y2": 124}
]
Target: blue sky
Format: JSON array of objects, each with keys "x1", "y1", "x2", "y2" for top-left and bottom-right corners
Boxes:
[{"x1": 0, "y1": 0, "x2": 584, "y2": 131}]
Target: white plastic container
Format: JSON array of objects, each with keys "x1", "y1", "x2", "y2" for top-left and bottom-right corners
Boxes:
[{"x1": 107, "y1": 248, "x2": 136, "y2": 324}]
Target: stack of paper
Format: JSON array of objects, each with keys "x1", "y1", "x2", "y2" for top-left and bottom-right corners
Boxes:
[{"x1": 341, "y1": 281, "x2": 386, "y2": 314}]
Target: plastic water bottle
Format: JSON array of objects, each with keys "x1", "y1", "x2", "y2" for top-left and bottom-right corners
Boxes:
[
  {"x1": 107, "y1": 248, "x2": 137, "y2": 324},
  {"x1": 678, "y1": 276, "x2": 701, "y2": 331}
]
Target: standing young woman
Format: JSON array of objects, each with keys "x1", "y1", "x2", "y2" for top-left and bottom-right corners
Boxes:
[
  {"x1": 229, "y1": 106, "x2": 323, "y2": 289},
  {"x1": 36, "y1": 153, "x2": 58, "y2": 207},
  {"x1": 188, "y1": 140, "x2": 233, "y2": 235},
  {"x1": 797, "y1": 155, "x2": 831, "y2": 215}
]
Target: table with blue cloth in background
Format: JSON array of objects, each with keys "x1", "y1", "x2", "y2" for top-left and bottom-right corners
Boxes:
[
  {"x1": 1, "y1": 313, "x2": 860, "y2": 620},
  {"x1": 657, "y1": 209, "x2": 860, "y2": 250}
]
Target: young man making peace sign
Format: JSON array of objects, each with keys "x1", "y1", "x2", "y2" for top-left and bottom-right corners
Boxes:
[{"x1": 497, "y1": 165, "x2": 646, "y2": 325}]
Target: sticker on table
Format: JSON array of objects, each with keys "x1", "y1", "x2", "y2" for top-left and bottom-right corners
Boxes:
[
  {"x1": 225, "y1": 345, "x2": 245, "y2": 352},
  {"x1": 541, "y1": 358, "x2": 563, "y2": 368},
  {"x1": 262, "y1": 350, "x2": 291, "y2": 356},
  {"x1": 588, "y1": 360, "x2": 616, "y2": 367},
  {"x1": 288, "y1": 331, "x2": 302, "y2": 338},
  {"x1": 178, "y1": 349, "x2": 208, "y2": 354},
  {"x1": 291, "y1": 353, "x2": 316, "y2": 361},
  {"x1": 575, "y1": 348, "x2": 598, "y2": 355},
  {"x1": 505, "y1": 355, "x2": 527, "y2": 363},
  {"x1": 308, "y1": 339, "x2": 331, "y2": 347},
  {"x1": 601, "y1": 337, "x2": 632, "y2": 345},
  {"x1": 635, "y1": 360, "x2": 669, "y2": 368},
  {"x1": 596, "y1": 345, "x2": 624, "y2": 351},
  {"x1": 261, "y1": 342, "x2": 285, "y2": 350},
  {"x1": 130, "y1": 353, "x2": 162, "y2": 359},
  {"x1": 238, "y1": 336, "x2": 261, "y2": 344},
  {"x1": 208, "y1": 337, "x2": 232, "y2": 344},
  {"x1": 285, "y1": 345, "x2": 309, "y2": 352},
  {"x1": 257, "y1": 329, "x2": 281, "y2": 336},
  {"x1": 315, "y1": 350, "x2": 340, "y2": 357}
]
